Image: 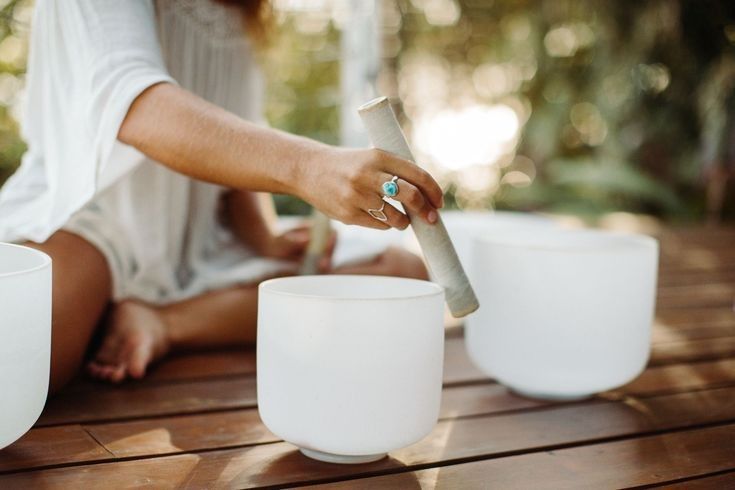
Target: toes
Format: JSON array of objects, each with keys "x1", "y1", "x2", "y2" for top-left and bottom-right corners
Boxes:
[
  {"x1": 128, "y1": 339, "x2": 155, "y2": 379},
  {"x1": 108, "y1": 364, "x2": 127, "y2": 383},
  {"x1": 86, "y1": 361, "x2": 127, "y2": 383},
  {"x1": 94, "y1": 336, "x2": 124, "y2": 365},
  {"x1": 86, "y1": 361, "x2": 105, "y2": 380}
]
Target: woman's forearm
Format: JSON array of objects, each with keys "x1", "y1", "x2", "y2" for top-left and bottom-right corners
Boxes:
[
  {"x1": 118, "y1": 82, "x2": 324, "y2": 199},
  {"x1": 118, "y1": 82, "x2": 445, "y2": 230}
]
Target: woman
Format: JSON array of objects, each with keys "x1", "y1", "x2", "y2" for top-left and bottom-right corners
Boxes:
[{"x1": 0, "y1": 0, "x2": 443, "y2": 392}]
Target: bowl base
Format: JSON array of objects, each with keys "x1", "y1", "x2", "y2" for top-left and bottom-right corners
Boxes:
[
  {"x1": 511, "y1": 387, "x2": 593, "y2": 402},
  {"x1": 300, "y1": 448, "x2": 387, "y2": 464}
]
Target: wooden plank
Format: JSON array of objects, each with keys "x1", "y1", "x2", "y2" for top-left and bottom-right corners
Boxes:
[
  {"x1": 35, "y1": 331, "x2": 735, "y2": 429},
  {"x1": 442, "y1": 336, "x2": 487, "y2": 385},
  {"x1": 35, "y1": 338, "x2": 490, "y2": 427},
  {"x1": 660, "y1": 256, "x2": 735, "y2": 273},
  {"x1": 618, "y1": 358, "x2": 735, "y2": 396},
  {"x1": 12, "y1": 368, "x2": 735, "y2": 475},
  {"x1": 654, "y1": 307, "x2": 734, "y2": 328},
  {"x1": 2, "y1": 384, "x2": 548, "y2": 472},
  {"x1": 5, "y1": 388, "x2": 735, "y2": 488},
  {"x1": 657, "y1": 268, "x2": 735, "y2": 288},
  {"x1": 145, "y1": 349, "x2": 256, "y2": 382},
  {"x1": 87, "y1": 409, "x2": 277, "y2": 459},
  {"x1": 662, "y1": 470, "x2": 735, "y2": 489},
  {"x1": 59, "y1": 349, "x2": 257, "y2": 395},
  {"x1": 308, "y1": 424, "x2": 735, "y2": 489},
  {"x1": 441, "y1": 335, "x2": 735, "y2": 388},
  {"x1": 650, "y1": 336, "x2": 735, "y2": 365},
  {"x1": 36, "y1": 377, "x2": 257, "y2": 427},
  {"x1": 651, "y1": 323, "x2": 734, "y2": 344},
  {"x1": 85, "y1": 384, "x2": 549, "y2": 460},
  {"x1": 0, "y1": 426, "x2": 111, "y2": 472},
  {"x1": 656, "y1": 283, "x2": 735, "y2": 309}
]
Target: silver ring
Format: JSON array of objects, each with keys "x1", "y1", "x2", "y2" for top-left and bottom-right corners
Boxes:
[{"x1": 367, "y1": 200, "x2": 388, "y2": 222}]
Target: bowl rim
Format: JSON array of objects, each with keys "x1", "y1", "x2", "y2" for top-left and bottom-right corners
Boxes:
[
  {"x1": 259, "y1": 274, "x2": 445, "y2": 301},
  {"x1": 473, "y1": 227, "x2": 658, "y2": 253},
  {"x1": 0, "y1": 242, "x2": 52, "y2": 279}
]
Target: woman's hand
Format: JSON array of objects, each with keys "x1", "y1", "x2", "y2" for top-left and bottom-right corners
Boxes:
[
  {"x1": 255, "y1": 224, "x2": 337, "y2": 272},
  {"x1": 299, "y1": 147, "x2": 445, "y2": 230}
]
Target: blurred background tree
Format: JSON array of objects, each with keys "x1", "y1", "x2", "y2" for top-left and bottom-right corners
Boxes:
[{"x1": 0, "y1": 0, "x2": 733, "y2": 222}]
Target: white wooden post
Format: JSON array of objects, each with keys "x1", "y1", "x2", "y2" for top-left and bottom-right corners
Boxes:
[
  {"x1": 339, "y1": 0, "x2": 380, "y2": 148},
  {"x1": 302, "y1": 0, "x2": 381, "y2": 274}
]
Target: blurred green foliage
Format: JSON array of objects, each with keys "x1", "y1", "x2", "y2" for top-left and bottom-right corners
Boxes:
[
  {"x1": 0, "y1": 0, "x2": 28, "y2": 186},
  {"x1": 0, "y1": 0, "x2": 733, "y2": 221}
]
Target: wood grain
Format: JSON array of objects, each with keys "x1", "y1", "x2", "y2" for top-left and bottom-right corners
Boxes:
[
  {"x1": 309, "y1": 424, "x2": 735, "y2": 489},
  {"x1": 617, "y1": 358, "x2": 735, "y2": 396},
  {"x1": 661, "y1": 470, "x2": 735, "y2": 489},
  {"x1": 37, "y1": 377, "x2": 257, "y2": 426},
  {"x1": 145, "y1": 349, "x2": 256, "y2": 382},
  {"x1": 0, "y1": 426, "x2": 111, "y2": 472},
  {"x1": 654, "y1": 307, "x2": 734, "y2": 328},
  {"x1": 651, "y1": 323, "x2": 734, "y2": 344},
  {"x1": 4, "y1": 386, "x2": 735, "y2": 487},
  {"x1": 657, "y1": 268, "x2": 735, "y2": 288},
  {"x1": 650, "y1": 336, "x2": 735, "y2": 365},
  {"x1": 35, "y1": 332, "x2": 735, "y2": 429},
  {"x1": 656, "y1": 283, "x2": 735, "y2": 309}
]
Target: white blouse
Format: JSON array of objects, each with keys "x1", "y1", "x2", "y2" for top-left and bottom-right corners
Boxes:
[
  {"x1": 0, "y1": 0, "x2": 273, "y2": 239},
  {"x1": 0, "y1": 0, "x2": 391, "y2": 303},
  {"x1": 0, "y1": 0, "x2": 175, "y2": 242}
]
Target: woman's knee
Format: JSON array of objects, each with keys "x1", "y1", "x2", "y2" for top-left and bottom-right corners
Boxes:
[
  {"x1": 25, "y1": 231, "x2": 112, "y2": 393},
  {"x1": 379, "y1": 247, "x2": 429, "y2": 280}
]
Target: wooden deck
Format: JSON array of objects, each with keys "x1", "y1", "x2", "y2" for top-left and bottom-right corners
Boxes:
[{"x1": 1, "y1": 226, "x2": 734, "y2": 489}]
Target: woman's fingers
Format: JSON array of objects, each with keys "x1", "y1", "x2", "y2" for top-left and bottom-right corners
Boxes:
[
  {"x1": 355, "y1": 196, "x2": 410, "y2": 230},
  {"x1": 378, "y1": 176, "x2": 437, "y2": 225},
  {"x1": 381, "y1": 200, "x2": 411, "y2": 230},
  {"x1": 375, "y1": 151, "x2": 444, "y2": 209},
  {"x1": 315, "y1": 147, "x2": 443, "y2": 231},
  {"x1": 348, "y1": 205, "x2": 392, "y2": 230}
]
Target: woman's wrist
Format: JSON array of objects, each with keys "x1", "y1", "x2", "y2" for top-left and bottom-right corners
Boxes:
[{"x1": 288, "y1": 139, "x2": 334, "y2": 202}]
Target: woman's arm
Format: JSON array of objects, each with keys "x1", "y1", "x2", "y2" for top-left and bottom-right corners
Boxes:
[
  {"x1": 224, "y1": 190, "x2": 275, "y2": 251},
  {"x1": 118, "y1": 83, "x2": 444, "y2": 230}
]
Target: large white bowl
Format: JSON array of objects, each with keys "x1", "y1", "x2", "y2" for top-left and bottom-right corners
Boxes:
[
  {"x1": 257, "y1": 275, "x2": 444, "y2": 464},
  {"x1": 0, "y1": 243, "x2": 52, "y2": 449},
  {"x1": 465, "y1": 228, "x2": 658, "y2": 400},
  {"x1": 442, "y1": 211, "x2": 556, "y2": 271}
]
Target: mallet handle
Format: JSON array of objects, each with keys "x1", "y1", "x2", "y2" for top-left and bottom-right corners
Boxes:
[
  {"x1": 358, "y1": 97, "x2": 479, "y2": 317},
  {"x1": 300, "y1": 210, "x2": 332, "y2": 276}
]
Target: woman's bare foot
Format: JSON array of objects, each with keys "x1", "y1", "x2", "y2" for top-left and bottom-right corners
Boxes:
[{"x1": 87, "y1": 300, "x2": 170, "y2": 383}]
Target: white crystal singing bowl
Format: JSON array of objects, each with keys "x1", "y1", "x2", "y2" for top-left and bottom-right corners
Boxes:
[
  {"x1": 0, "y1": 243, "x2": 52, "y2": 449},
  {"x1": 257, "y1": 275, "x2": 445, "y2": 464},
  {"x1": 465, "y1": 228, "x2": 658, "y2": 400},
  {"x1": 442, "y1": 210, "x2": 557, "y2": 271}
]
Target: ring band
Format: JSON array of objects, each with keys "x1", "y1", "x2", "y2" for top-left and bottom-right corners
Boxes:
[
  {"x1": 382, "y1": 176, "x2": 399, "y2": 198},
  {"x1": 367, "y1": 201, "x2": 388, "y2": 222}
]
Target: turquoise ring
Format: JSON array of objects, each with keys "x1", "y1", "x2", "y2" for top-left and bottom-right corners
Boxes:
[{"x1": 382, "y1": 176, "x2": 399, "y2": 198}]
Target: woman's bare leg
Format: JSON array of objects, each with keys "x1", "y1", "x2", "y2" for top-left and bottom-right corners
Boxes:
[
  {"x1": 87, "y1": 247, "x2": 427, "y2": 382},
  {"x1": 24, "y1": 231, "x2": 112, "y2": 393}
]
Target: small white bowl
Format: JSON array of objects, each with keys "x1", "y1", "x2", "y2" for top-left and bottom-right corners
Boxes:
[
  {"x1": 465, "y1": 228, "x2": 658, "y2": 400},
  {"x1": 0, "y1": 243, "x2": 52, "y2": 449},
  {"x1": 257, "y1": 275, "x2": 444, "y2": 463}
]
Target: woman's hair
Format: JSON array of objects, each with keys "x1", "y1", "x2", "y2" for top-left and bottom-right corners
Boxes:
[{"x1": 215, "y1": 0, "x2": 273, "y2": 46}]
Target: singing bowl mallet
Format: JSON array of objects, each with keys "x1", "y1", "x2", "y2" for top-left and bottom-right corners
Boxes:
[
  {"x1": 300, "y1": 209, "x2": 332, "y2": 276},
  {"x1": 358, "y1": 96, "x2": 480, "y2": 318}
]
